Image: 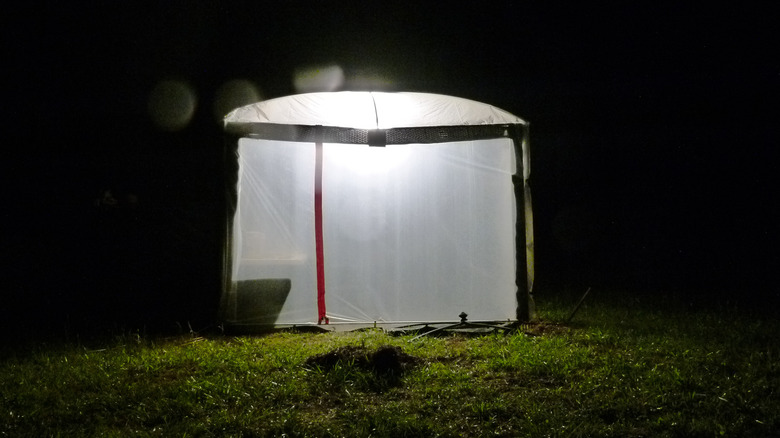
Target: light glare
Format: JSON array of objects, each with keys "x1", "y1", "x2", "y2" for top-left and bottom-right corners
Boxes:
[
  {"x1": 147, "y1": 79, "x2": 197, "y2": 131},
  {"x1": 214, "y1": 79, "x2": 262, "y2": 122},
  {"x1": 293, "y1": 64, "x2": 345, "y2": 93},
  {"x1": 325, "y1": 143, "x2": 411, "y2": 175}
]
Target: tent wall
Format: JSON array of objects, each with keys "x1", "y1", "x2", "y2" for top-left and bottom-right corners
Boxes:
[{"x1": 223, "y1": 137, "x2": 521, "y2": 325}]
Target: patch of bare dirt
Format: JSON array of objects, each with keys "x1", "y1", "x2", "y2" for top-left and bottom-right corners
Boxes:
[{"x1": 304, "y1": 345, "x2": 421, "y2": 376}]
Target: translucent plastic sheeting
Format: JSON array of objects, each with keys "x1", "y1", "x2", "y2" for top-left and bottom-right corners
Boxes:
[{"x1": 229, "y1": 137, "x2": 518, "y2": 325}]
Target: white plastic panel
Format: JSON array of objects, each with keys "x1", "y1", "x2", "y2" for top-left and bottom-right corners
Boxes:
[{"x1": 231, "y1": 137, "x2": 517, "y2": 324}]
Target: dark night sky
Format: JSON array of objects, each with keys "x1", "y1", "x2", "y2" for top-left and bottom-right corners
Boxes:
[{"x1": 4, "y1": 2, "x2": 778, "y2": 337}]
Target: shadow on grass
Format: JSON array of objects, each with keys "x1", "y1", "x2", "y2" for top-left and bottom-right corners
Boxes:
[{"x1": 304, "y1": 345, "x2": 421, "y2": 392}]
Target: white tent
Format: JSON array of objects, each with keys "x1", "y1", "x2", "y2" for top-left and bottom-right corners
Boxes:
[{"x1": 220, "y1": 91, "x2": 534, "y2": 329}]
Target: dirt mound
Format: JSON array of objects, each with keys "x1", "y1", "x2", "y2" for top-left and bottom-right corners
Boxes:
[{"x1": 305, "y1": 345, "x2": 420, "y2": 376}]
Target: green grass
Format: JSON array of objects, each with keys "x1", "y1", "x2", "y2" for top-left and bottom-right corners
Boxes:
[{"x1": 2, "y1": 290, "x2": 778, "y2": 437}]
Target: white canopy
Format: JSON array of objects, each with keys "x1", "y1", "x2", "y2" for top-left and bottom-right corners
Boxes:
[{"x1": 224, "y1": 91, "x2": 527, "y2": 130}]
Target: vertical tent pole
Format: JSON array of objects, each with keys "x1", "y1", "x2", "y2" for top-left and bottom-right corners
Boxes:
[
  {"x1": 314, "y1": 139, "x2": 328, "y2": 324},
  {"x1": 221, "y1": 135, "x2": 240, "y2": 323},
  {"x1": 514, "y1": 123, "x2": 536, "y2": 322},
  {"x1": 522, "y1": 123, "x2": 536, "y2": 320}
]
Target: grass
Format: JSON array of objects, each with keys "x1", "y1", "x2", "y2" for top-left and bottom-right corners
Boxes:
[{"x1": 1, "y1": 290, "x2": 778, "y2": 437}]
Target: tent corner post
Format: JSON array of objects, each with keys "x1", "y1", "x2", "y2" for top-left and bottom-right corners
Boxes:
[
  {"x1": 516, "y1": 290, "x2": 536, "y2": 323},
  {"x1": 220, "y1": 134, "x2": 241, "y2": 323},
  {"x1": 514, "y1": 122, "x2": 536, "y2": 323}
]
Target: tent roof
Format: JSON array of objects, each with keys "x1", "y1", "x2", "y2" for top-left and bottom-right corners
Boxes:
[{"x1": 224, "y1": 91, "x2": 526, "y2": 130}]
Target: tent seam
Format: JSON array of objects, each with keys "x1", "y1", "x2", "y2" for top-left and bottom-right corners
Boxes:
[{"x1": 370, "y1": 92, "x2": 379, "y2": 129}]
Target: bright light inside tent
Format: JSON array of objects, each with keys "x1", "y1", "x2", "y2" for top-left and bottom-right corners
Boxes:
[
  {"x1": 325, "y1": 144, "x2": 411, "y2": 175},
  {"x1": 371, "y1": 93, "x2": 422, "y2": 129}
]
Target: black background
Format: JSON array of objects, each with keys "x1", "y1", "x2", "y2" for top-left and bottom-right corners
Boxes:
[{"x1": 4, "y1": 2, "x2": 778, "y2": 341}]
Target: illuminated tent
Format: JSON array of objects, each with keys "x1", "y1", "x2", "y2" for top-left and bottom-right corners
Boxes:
[{"x1": 220, "y1": 91, "x2": 534, "y2": 329}]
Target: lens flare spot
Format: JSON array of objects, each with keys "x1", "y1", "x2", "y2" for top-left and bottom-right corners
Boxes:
[
  {"x1": 344, "y1": 70, "x2": 397, "y2": 91},
  {"x1": 293, "y1": 64, "x2": 345, "y2": 93},
  {"x1": 147, "y1": 79, "x2": 197, "y2": 131},
  {"x1": 214, "y1": 79, "x2": 262, "y2": 122}
]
